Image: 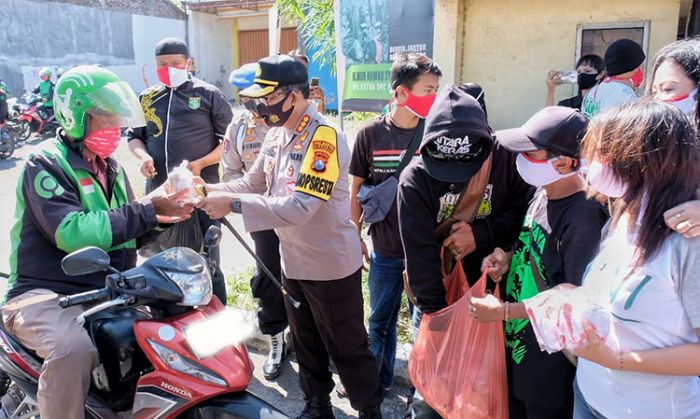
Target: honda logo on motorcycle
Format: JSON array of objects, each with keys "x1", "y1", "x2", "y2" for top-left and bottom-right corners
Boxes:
[{"x1": 160, "y1": 381, "x2": 192, "y2": 399}]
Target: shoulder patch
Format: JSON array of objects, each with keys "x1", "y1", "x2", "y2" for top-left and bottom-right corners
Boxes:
[{"x1": 295, "y1": 125, "x2": 339, "y2": 201}]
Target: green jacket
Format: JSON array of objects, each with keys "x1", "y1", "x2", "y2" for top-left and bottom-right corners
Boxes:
[{"x1": 6, "y1": 135, "x2": 158, "y2": 301}]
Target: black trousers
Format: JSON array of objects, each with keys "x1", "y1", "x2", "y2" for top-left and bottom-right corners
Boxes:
[
  {"x1": 250, "y1": 229, "x2": 287, "y2": 335},
  {"x1": 284, "y1": 269, "x2": 382, "y2": 411},
  {"x1": 197, "y1": 209, "x2": 226, "y2": 304}
]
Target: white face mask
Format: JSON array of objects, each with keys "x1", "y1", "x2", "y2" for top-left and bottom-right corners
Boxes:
[
  {"x1": 515, "y1": 153, "x2": 577, "y2": 187},
  {"x1": 587, "y1": 159, "x2": 627, "y2": 198},
  {"x1": 663, "y1": 88, "x2": 698, "y2": 116}
]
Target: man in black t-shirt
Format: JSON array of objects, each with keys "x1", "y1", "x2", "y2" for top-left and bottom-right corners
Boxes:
[
  {"x1": 473, "y1": 106, "x2": 609, "y2": 419},
  {"x1": 349, "y1": 53, "x2": 441, "y2": 394}
]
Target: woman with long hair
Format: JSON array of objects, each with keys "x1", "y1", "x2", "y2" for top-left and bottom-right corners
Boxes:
[
  {"x1": 645, "y1": 38, "x2": 700, "y2": 239},
  {"x1": 571, "y1": 99, "x2": 700, "y2": 419}
]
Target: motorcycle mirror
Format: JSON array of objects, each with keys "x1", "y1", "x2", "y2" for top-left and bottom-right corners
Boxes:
[
  {"x1": 204, "y1": 225, "x2": 222, "y2": 249},
  {"x1": 61, "y1": 246, "x2": 111, "y2": 276}
]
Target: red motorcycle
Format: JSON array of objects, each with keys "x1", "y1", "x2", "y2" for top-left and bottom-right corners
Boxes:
[
  {"x1": 12, "y1": 93, "x2": 57, "y2": 142},
  {"x1": 0, "y1": 226, "x2": 288, "y2": 418}
]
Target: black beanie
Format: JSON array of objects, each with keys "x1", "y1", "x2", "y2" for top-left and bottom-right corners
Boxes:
[
  {"x1": 604, "y1": 39, "x2": 645, "y2": 76},
  {"x1": 155, "y1": 37, "x2": 189, "y2": 57}
]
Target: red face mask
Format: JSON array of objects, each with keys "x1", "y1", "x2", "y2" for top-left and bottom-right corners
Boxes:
[
  {"x1": 630, "y1": 67, "x2": 644, "y2": 88},
  {"x1": 398, "y1": 90, "x2": 437, "y2": 118},
  {"x1": 83, "y1": 127, "x2": 121, "y2": 159}
]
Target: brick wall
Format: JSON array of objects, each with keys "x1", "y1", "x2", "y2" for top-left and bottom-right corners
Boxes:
[{"x1": 44, "y1": 0, "x2": 186, "y2": 20}]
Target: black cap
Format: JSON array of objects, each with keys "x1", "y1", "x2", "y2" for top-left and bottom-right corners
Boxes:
[
  {"x1": 240, "y1": 54, "x2": 308, "y2": 98},
  {"x1": 155, "y1": 37, "x2": 189, "y2": 57},
  {"x1": 496, "y1": 106, "x2": 587, "y2": 158},
  {"x1": 604, "y1": 39, "x2": 645, "y2": 76},
  {"x1": 419, "y1": 84, "x2": 493, "y2": 183}
]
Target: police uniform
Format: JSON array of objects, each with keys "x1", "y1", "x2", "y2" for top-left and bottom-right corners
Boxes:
[
  {"x1": 221, "y1": 110, "x2": 268, "y2": 182},
  {"x1": 221, "y1": 111, "x2": 286, "y2": 337},
  {"x1": 127, "y1": 76, "x2": 233, "y2": 303},
  {"x1": 221, "y1": 103, "x2": 382, "y2": 411}
]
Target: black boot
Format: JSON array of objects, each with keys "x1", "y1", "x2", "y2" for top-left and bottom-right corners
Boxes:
[
  {"x1": 295, "y1": 395, "x2": 335, "y2": 419},
  {"x1": 359, "y1": 404, "x2": 382, "y2": 419}
]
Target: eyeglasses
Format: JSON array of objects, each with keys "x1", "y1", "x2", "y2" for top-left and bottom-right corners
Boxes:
[{"x1": 258, "y1": 89, "x2": 289, "y2": 106}]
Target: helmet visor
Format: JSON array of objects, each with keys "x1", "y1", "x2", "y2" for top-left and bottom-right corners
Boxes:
[{"x1": 86, "y1": 81, "x2": 146, "y2": 129}]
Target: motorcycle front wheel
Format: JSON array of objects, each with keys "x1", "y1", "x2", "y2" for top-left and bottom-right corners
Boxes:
[
  {"x1": 13, "y1": 121, "x2": 30, "y2": 142},
  {"x1": 0, "y1": 130, "x2": 15, "y2": 159}
]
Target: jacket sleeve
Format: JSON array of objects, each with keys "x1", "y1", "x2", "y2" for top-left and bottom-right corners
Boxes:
[
  {"x1": 220, "y1": 141, "x2": 268, "y2": 195},
  {"x1": 471, "y1": 148, "x2": 534, "y2": 252},
  {"x1": 397, "y1": 166, "x2": 448, "y2": 313},
  {"x1": 21, "y1": 156, "x2": 158, "y2": 254},
  {"x1": 211, "y1": 90, "x2": 233, "y2": 142},
  {"x1": 221, "y1": 121, "x2": 245, "y2": 182}
]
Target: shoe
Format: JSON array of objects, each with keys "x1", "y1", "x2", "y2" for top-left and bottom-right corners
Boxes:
[
  {"x1": 359, "y1": 404, "x2": 382, "y2": 419},
  {"x1": 295, "y1": 395, "x2": 335, "y2": 419},
  {"x1": 263, "y1": 331, "x2": 287, "y2": 380}
]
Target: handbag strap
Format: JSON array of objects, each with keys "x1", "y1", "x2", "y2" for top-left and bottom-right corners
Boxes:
[
  {"x1": 434, "y1": 153, "x2": 493, "y2": 274},
  {"x1": 393, "y1": 119, "x2": 425, "y2": 179},
  {"x1": 435, "y1": 152, "x2": 493, "y2": 235}
]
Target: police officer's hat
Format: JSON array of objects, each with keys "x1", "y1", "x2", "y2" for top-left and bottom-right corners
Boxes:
[{"x1": 240, "y1": 54, "x2": 308, "y2": 98}]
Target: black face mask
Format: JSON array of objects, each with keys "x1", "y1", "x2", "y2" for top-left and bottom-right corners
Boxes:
[
  {"x1": 578, "y1": 73, "x2": 599, "y2": 90},
  {"x1": 255, "y1": 91, "x2": 294, "y2": 127}
]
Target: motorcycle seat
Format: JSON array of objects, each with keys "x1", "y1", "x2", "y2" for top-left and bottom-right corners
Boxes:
[{"x1": 0, "y1": 323, "x2": 44, "y2": 363}]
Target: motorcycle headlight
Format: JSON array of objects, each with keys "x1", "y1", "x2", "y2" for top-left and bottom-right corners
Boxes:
[
  {"x1": 147, "y1": 339, "x2": 226, "y2": 386},
  {"x1": 161, "y1": 248, "x2": 213, "y2": 306}
]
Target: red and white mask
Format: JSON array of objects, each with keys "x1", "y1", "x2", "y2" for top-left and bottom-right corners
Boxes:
[{"x1": 157, "y1": 66, "x2": 189, "y2": 88}]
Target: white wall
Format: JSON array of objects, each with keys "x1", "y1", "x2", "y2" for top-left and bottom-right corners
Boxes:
[
  {"x1": 109, "y1": 14, "x2": 186, "y2": 94},
  {"x1": 188, "y1": 11, "x2": 235, "y2": 99}
]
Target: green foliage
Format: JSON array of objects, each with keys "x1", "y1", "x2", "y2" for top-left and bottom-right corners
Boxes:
[
  {"x1": 225, "y1": 267, "x2": 257, "y2": 311},
  {"x1": 276, "y1": 0, "x2": 336, "y2": 70}
]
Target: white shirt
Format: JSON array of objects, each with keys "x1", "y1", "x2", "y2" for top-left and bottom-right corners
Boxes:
[
  {"x1": 577, "y1": 215, "x2": 700, "y2": 419},
  {"x1": 581, "y1": 80, "x2": 638, "y2": 119}
]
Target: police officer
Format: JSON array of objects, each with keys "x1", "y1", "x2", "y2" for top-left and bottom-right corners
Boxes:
[
  {"x1": 198, "y1": 55, "x2": 383, "y2": 419},
  {"x1": 222, "y1": 66, "x2": 288, "y2": 380},
  {"x1": 127, "y1": 37, "x2": 233, "y2": 303}
]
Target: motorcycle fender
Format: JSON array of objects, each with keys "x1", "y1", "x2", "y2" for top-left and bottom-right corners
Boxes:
[
  {"x1": 17, "y1": 115, "x2": 32, "y2": 123},
  {"x1": 181, "y1": 391, "x2": 289, "y2": 419}
]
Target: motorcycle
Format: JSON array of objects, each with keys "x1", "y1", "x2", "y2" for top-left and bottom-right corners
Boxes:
[
  {"x1": 0, "y1": 226, "x2": 288, "y2": 418},
  {"x1": 0, "y1": 123, "x2": 14, "y2": 159},
  {"x1": 12, "y1": 93, "x2": 57, "y2": 142}
]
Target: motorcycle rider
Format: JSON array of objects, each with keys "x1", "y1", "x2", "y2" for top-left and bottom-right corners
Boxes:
[
  {"x1": 32, "y1": 67, "x2": 55, "y2": 120},
  {"x1": 1, "y1": 65, "x2": 193, "y2": 419},
  {"x1": 0, "y1": 78, "x2": 9, "y2": 122}
]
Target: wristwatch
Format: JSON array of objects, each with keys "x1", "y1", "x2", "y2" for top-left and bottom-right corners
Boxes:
[{"x1": 230, "y1": 197, "x2": 242, "y2": 214}]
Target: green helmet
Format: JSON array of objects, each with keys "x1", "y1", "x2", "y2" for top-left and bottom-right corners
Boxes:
[
  {"x1": 53, "y1": 65, "x2": 146, "y2": 140},
  {"x1": 39, "y1": 67, "x2": 52, "y2": 78}
]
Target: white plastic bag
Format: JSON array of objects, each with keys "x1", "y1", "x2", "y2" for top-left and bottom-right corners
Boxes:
[{"x1": 167, "y1": 160, "x2": 197, "y2": 203}]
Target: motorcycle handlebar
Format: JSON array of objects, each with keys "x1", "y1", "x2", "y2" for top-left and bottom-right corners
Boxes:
[{"x1": 58, "y1": 288, "x2": 111, "y2": 309}]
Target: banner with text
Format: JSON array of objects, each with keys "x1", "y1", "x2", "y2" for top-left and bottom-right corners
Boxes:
[{"x1": 336, "y1": 0, "x2": 434, "y2": 112}]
